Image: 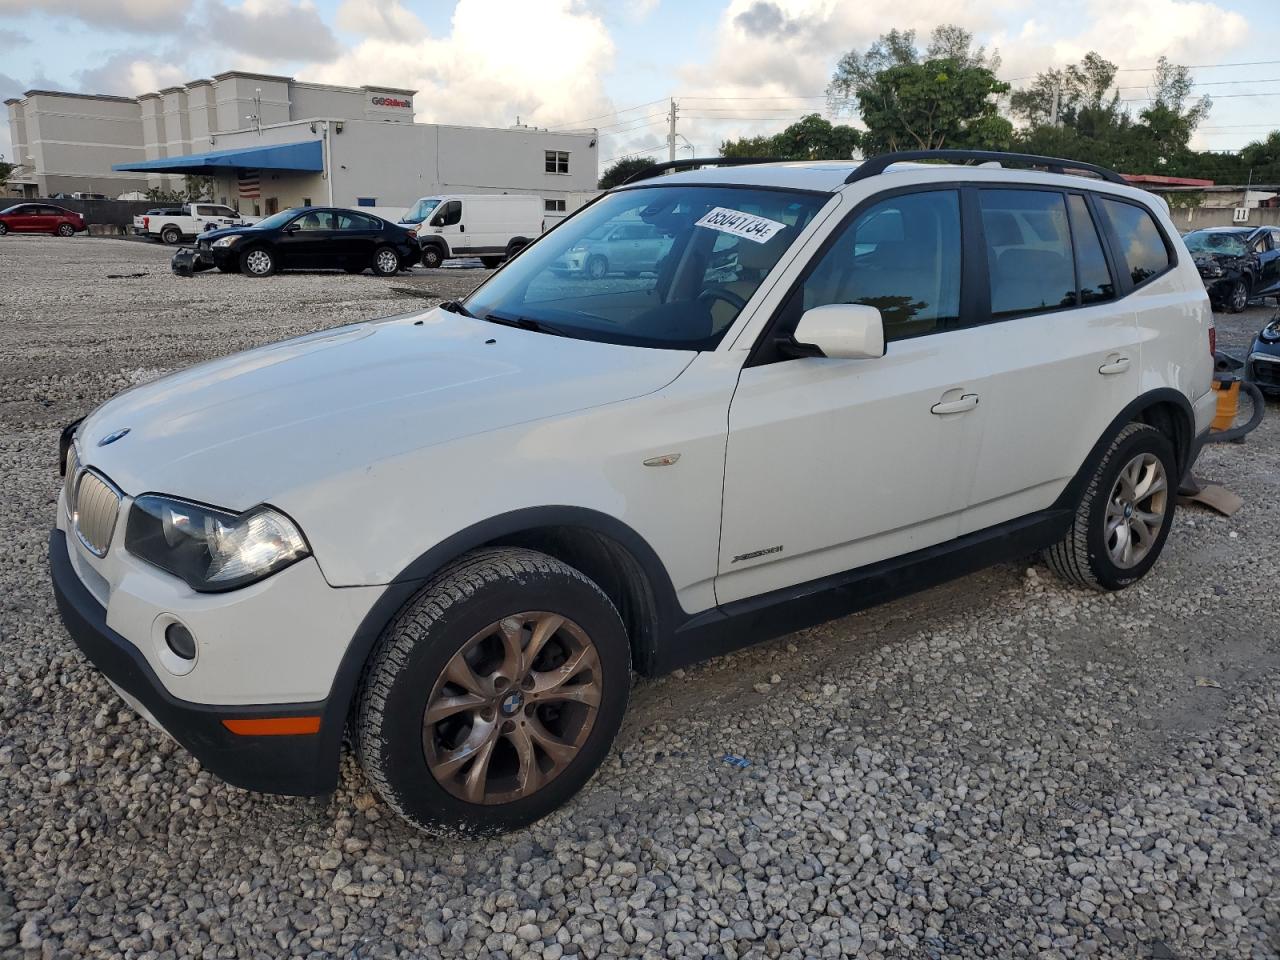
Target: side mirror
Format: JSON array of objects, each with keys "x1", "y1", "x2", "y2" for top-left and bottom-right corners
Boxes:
[
  {"x1": 283, "y1": 224, "x2": 299, "y2": 234},
  {"x1": 787, "y1": 303, "x2": 885, "y2": 360}
]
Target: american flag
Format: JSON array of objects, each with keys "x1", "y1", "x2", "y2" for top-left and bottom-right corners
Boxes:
[{"x1": 237, "y1": 170, "x2": 260, "y2": 199}]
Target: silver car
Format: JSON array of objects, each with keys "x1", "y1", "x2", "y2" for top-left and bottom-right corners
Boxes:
[{"x1": 554, "y1": 221, "x2": 673, "y2": 279}]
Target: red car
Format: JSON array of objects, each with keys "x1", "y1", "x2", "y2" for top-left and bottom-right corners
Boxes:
[{"x1": 0, "y1": 203, "x2": 86, "y2": 237}]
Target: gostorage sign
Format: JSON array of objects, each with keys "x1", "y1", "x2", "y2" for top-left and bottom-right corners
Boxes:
[{"x1": 372, "y1": 96, "x2": 412, "y2": 108}]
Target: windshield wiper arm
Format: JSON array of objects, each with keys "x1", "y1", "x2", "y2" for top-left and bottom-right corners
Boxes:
[
  {"x1": 482, "y1": 311, "x2": 567, "y2": 337},
  {"x1": 438, "y1": 299, "x2": 476, "y2": 318}
]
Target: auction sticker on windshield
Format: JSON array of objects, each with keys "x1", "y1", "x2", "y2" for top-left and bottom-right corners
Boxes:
[{"x1": 694, "y1": 207, "x2": 786, "y2": 244}]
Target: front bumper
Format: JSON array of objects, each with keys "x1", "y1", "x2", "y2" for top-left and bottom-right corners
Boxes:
[{"x1": 50, "y1": 528, "x2": 340, "y2": 796}]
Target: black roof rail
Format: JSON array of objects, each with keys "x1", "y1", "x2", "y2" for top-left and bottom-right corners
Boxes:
[
  {"x1": 620, "y1": 156, "x2": 782, "y2": 185},
  {"x1": 844, "y1": 150, "x2": 1128, "y2": 185}
]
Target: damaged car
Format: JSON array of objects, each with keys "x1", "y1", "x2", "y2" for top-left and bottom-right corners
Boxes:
[
  {"x1": 1183, "y1": 226, "x2": 1280, "y2": 312},
  {"x1": 1247, "y1": 311, "x2": 1280, "y2": 396}
]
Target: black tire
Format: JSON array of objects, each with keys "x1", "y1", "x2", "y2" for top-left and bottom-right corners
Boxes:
[
  {"x1": 0, "y1": 222, "x2": 8, "y2": 236},
  {"x1": 355, "y1": 547, "x2": 631, "y2": 836},
  {"x1": 480, "y1": 256, "x2": 503, "y2": 269},
  {"x1": 56, "y1": 223, "x2": 75, "y2": 237},
  {"x1": 161, "y1": 226, "x2": 182, "y2": 245},
  {"x1": 372, "y1": 245, "x2": 401, "y2": 277},
  {"x1": 1226, "y1": 277, "x2": 1250, "y2": 313},
  {"x1": 238, "y1": 246, "x2": 276, "y2": 277},
  {"x1": 1044, "y1": 422, "x2": 1177, "y2": 591},
  {"x1": 586, "y1": 254, "x2": 608, "y2": 280},
  {"x1": 421, "y1": 245, "x2": 444, "y2": 269}
]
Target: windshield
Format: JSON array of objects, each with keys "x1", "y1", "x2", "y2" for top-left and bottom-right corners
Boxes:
[
  {"x1": 464, "y1": 185, "x2": 827, "y2": 350},
  {"x1": 255, "y1": 208, "x2": 302, "y2": 230},
  {"x1": 0, "y1": 205, "x2": 20, "y2": 215},
  {"x1": 1184, "y1": 232, "x2": 1247, "y2": 257},
  {"x1": 402, "y1": 197, "x2": 441, "y2": 225}
]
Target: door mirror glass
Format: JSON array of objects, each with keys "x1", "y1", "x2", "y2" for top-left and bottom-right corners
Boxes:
[{"x1": 791, "y1": 303, "x2": 885, "y2": 360}]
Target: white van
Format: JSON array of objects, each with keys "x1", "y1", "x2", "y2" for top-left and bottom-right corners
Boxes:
[{"x1": 402, "y1": 194, "x2": 543, "y2": 268}]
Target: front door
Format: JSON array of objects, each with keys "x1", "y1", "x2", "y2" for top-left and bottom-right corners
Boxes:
[
  {"x1": 276, "y1": 210, "x2": 334, "y2": 267},
  {"x1": 8, "y1": 205, "x2": 38, "y2": 231},
  {"x1": 426, "y1": 200, "x2": 465, "y2": 256},
  {"x1": 718, "y1": 188, "x2": 988, "y2": 604}
]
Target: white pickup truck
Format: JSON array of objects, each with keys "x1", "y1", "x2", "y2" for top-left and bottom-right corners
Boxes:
[{"x1": 133, "y1": 203, "x2": 258, "y2": 245}]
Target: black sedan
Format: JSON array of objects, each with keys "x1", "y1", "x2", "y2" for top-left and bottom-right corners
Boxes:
[
  {"x1": 1247, "y1": 312, "x2": 1280, "y2": 396},
  {"x1": 1183, "y1": 226, "x2": 1280, "y2": 312},
  {"x1": 195, "y1": 207, "x2": 420, "y2": 277}
]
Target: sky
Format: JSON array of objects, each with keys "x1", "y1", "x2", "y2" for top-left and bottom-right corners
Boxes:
[{"x1": 1, "y1": 0, "x2": 1278, "y2": 175}]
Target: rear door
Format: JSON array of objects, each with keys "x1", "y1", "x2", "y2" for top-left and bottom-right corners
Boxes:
[
  {"x1": 333, "y1": 211, "x2": 382, "y2": 266},
  {"x1": 960, "y1": 188, "x2": 1142, "y2": 534},
  {"x1": 33, "y1": 206, "x2": 63, "y2": 232}
]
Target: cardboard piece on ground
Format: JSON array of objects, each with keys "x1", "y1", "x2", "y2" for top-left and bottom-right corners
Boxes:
[{"x1": 1178, "y1": 479, "x2": 1243, "y2": 517}]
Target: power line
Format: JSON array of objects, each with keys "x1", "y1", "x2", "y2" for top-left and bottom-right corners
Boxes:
[{"x1": 553, "y1": 98, "x2": 668, "y2": 130}]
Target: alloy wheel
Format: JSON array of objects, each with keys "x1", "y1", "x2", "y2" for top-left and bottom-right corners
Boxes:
[
  {"x1": 1232, "y1": 281, "x2": 1248, "y2": 312},
  {"x1": 1104, "y1": 452, "x2": 1168, "y2": 568},
  {"x1": 245, "y1": 250, "x2": 273, "y2": 275},
  {"x1": 423, "y1": 611, "x2": 602, "y2": 805},
  {"x1": 376, "y1": 249, "x2": 400, "y2": 274},
  {"x1": 57, "y1": 224, "x2": 74, "y2": 237}
]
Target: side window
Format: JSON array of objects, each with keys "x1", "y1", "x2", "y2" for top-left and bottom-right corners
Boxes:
[
  {"x1": 293, "y1": 211, "x2": 330, "y2": 231},
  {"x1": 336, "y1": 212, "x2": 379, "y2": 230},
  {"x1": 979, "y1": 189, "x2": 1075, "y2": 317},
  {"x1": 1097, "y1": 198, "x2": 1172, "y2": 286},
  {"x1": 1252, "y1": 234, "x2": 1267, "y2": 255},
  {"x1": 801, "y1": 190, "x2": 960, "y2": 340},
  {"x1": 433, "y1": 201, "x2": 462, "y2": 226},
  {"x1": 1068, "y1": 195, "x2": 1115, "y2": 305}
]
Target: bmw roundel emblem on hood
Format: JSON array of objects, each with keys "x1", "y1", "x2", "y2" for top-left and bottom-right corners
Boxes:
[{"x1": 97, "y1": 428, "x2": 131, "y2": 447}]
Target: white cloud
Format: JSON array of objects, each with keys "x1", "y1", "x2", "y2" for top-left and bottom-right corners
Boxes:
[
  {"x1": 307, "y1": 0, "x2": 615, "y2": 130},
  {"x1": 75, "y1": 52, "x2": 189, "y2": 96},
  {"x1": 0, "y1": 0, "x2": 189, "y2": 33},
  {"x1": 205, "y1": 0, "x2": 340, "y2": 62},
  {"x1": 334, "y1": 0, "x2": 428, "y2": 41}
]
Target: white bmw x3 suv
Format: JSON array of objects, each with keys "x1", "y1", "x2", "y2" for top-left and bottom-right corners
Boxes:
[{"x1": 52, "y1": 151, "x2": 1217, "y2": 834}]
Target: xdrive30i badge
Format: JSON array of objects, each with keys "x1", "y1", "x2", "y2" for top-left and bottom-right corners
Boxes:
[{"x1": 732, "y1": 545, "x2": 783, "y2": 564}]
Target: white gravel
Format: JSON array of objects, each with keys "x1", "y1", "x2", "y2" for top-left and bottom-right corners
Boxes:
[{"x1": 2, "y1": 235, "x2": 1279, "y2": 959}]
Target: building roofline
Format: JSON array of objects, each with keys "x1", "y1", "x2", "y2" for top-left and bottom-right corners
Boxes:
[
  {"x1": 137, "y1": 92, "x2": 161, "y2": 101},
  {"x1": 159, "y1": 86, "x2": 185, "y2": 95},
  {"x1": 186, "y1": 78, "x2": 213, "y2": 88},
  {"x1": 4, "y1": 98, "x2": 20, "y2": 106},
  {"x1": 361, "y1": 84, "x2": 418, "y2": 96},
  {"x1": 23, "y1": 89, "x2": 137, "y2": 104},
  {"x1": 212, "y1": 70, "x2": 294, "y2": 83}
]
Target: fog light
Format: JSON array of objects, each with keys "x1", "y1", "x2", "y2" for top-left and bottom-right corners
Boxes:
[{"x1": 165, "y1": 622, "x2": 196, "y2": 660}]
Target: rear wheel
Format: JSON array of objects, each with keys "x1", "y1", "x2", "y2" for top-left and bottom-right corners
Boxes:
[
  {"x1": 356, "y1": 548, "x2": 631, "y2": 835},
  {"x1": 239, "y1": 246, "x2": 276, "y2": 277},
  {"x1": 1044, "y1": 422, "x2": 1176, "y2": 590},
  {"x1": 372, "y1": 246, "x2": 401, "y2": 277},
  {"x1": 56, "y1": 223, "x2": 75, "y2": 237},
  {"x1": 161, "y1": 226, "x2": 182, "y2": 245}
]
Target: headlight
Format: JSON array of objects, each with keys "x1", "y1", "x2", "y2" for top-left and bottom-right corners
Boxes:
[
  {"x1": 126, "y1": 495, "x2": 309, "y2": 591},
  {"x1": 1199, "y1": 262, "x2": 1223, "y2": 277},
  {"x1": 1262, "y1": 320, "x2": 1280, "y2": 343},
  {"x1": 211, "y1": 235, "x2": 240, "y2": 248}
]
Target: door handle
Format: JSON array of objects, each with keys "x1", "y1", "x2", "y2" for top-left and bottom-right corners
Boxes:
[
  {"x1": 459, "y1": 224, "x2": 465, "y2": 232},
  {"x1": 1098, "y1": 356, "x2": 1131, "y2": 375},
  {"x1": 931, "y1": 393, "x2": 979, "y2": 415}
]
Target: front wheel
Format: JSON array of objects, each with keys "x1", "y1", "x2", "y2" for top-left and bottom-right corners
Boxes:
[
  {"x1": 1227, "y1": 278, "x2": 1250, "y2": 313},
  {"x1": 585, "y1": 254, "x2": 608, "y2": 280},
  {"x1": 355, "y1": 548, "x2": 631, "y2": 835},
  {"x1": 421, "y1": 245, "x2": 444, "y2": 269},
  {"x1": 1044, "y1": 422, "x2": 1176, "y2": 590},
  {"x1": 239, "y1": 246, "x2": 276, "y2": 277},
  {"x1": 56, "y1": 223, "x2": 75, "y2": 237},
  {"x1": 372, "y1": 246, "x2": 401, "y2": 277},
  {"x1": 0, "y1": 222, "x2": 8, "y2": 236}
]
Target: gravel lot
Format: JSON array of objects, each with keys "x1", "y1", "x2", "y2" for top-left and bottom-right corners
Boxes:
[{"x1": 2, "y1": 235, "x2": 1279, "y2": 960}]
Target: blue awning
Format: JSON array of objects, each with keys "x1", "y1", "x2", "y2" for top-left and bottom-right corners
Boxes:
[{"x1": 113, "y1": 140, "x2": 323, "y2": 175}]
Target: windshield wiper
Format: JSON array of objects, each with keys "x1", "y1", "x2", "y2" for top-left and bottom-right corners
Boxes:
[
  {"x1": 438, "y1": 299, "x2": 476, "y2": 318},
  {"x1": 481, "y1": 311, "x2": 568, "y2": 337}
]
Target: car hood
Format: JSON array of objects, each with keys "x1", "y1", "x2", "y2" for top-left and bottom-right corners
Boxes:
[
  {"x1": 79, "y1": 309, "x2": 695, "y2": 509},
  {"x1": 200, "y1": 223, "x2": 265, "y2": 241}
]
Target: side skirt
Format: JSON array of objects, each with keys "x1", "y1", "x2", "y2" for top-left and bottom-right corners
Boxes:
[{"x1": 657, "y1": 508, "x2": 1072, "y2": 674}]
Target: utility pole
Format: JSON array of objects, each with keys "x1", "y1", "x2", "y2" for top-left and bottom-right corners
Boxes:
[{"x1": 667, "y1": 98, "x2": 679, "y2": 163}]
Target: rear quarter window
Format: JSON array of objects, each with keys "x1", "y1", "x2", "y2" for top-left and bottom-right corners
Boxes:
[{"x1": 1097, "y1": 198, "x2": 1172, "y2": 287}]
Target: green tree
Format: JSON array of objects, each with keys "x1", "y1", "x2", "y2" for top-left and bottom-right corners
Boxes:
[
  {"x1": 0, "y1": 154, "x2": 13, "y2": 184},
  {"x1": 598, "y1": 157, "x2": 659, "y2": 189},
  {"x1": 145, "y1": 175, "x2": 216, "y2": 203},
  {"x1": 827, "y1": 26, "x2": 1011, "y2": 153},
  {"x1": 721, "y1": 114, "x2": 860, "y2": 160},
  {"x1": 1138, "y1": 57, "x2": 1212, "y2": 168}
]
